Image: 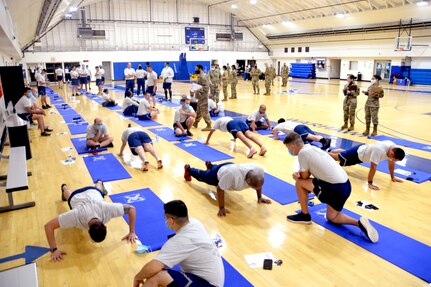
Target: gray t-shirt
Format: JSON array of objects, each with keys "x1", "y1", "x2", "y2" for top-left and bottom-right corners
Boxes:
[
  {"x1": 357, "y1": 140, "x2": 394, "y2": 164},
  {"x1": 174, "y1": 106, "x2": 195, "y2": 123},
  {"x1": 86, "y1": 124, "x2": 108, "y2": 139},
  {"x1": 121, "y1": 127, "x2": 141, "y2": 142},
  {"x1": 217, "y1": 164, "x2": 263, "y2": 191},
  {"x1": 155, "y1": 219, "x2": 224, "y2": 287}
]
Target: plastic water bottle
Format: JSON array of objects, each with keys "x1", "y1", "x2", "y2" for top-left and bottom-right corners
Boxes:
[
  {"x1": 66, "y1": 150, "x2": 73, "y2": 163},
  {"x1": 218, "y1": 102, "x2": 225, "y2": 117}
]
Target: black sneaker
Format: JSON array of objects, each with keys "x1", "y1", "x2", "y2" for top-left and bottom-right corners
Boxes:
[
  {"x1": 321, "y1": 138, "x2": 331, "y2": 150},
  {"x1": 42, "y1": 105, "x2": 48, "y2": 109},
  {"x1": 61, "y1": 184, "x2": 67, "y2": 201},
  {"x1": 45, "y1": 128, "x2": 53, "y2": 132},
  {"x1": 286, "y1": 212, "x2": 312, "y2": 224},
  {"x1": 106, "y1": 142, "x2": 114, "y2": 148},
  {"x1": 358, "y1": 217, "x2": 379, "y2": 243},
  {"x1": 205, "y1": 161, "x2": 213, "y2": 170},
  {"x1": 41, "y1": 131, "x2": 51, "y2": 136},
  {"x1": 45, "y1": 104, "x2": 52, "y2": 108},
  {"x1": 96, "y1": 179, "x2": 108, "y2": 196},
  {"x1": 186, "y1": 130, "x2": 193, "y2": 136}
]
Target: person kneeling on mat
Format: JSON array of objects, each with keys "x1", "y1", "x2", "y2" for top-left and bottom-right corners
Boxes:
[
  {"x1": 208, "y1": 98, "x2": 220, "y2": 117},
  {"x1": 284, "y1": 132, "x2": 379, "y2": 243},
  {"x1": 101, "y1": 89, "x2": 117, "y2": 107},
  {"x1": 44, "y1": 180, "x2": 137, "y2": 262},
  {"x1": 137, "y1": 93, "x2": 160, "y2": 120},
  {"x1": 328, "y1": 140, "x2": 405, "y2": 190},
  {"x1": 134, "y1": 200, "x2": 224, "y2": 287},
  {"x1": 272, "y1": 118, "x2": 331, "y2": 150},
  {"x1": 174, "y1": 96, "x2": 196, "y2": 137},
  {"x1": 184, "y1": 162, "x2": 271, "y2": 216},
  {"x1": 205, "y1": 116, "x2": 267, "y2": 158},
  {"x1": 122, "y1": 91, "x2": 140, "y2": 116},
  {"x1": 118, "y1": 124, "x2": 163, "y2": 171},
  {"x1": 86, "y1": 118, "x2": 114, "y2": 149}
]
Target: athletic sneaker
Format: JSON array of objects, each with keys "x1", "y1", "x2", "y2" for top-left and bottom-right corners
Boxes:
[
  {"x1": 41, "y1": 131, "x2": 51, "y2": 136},
  {"x1": 247, "y1": 148, "x2": 257, "y2": 158},
  {"x1": 184, "y1": 164, "x2": 192, "y2": 181},
  {"x1": 45, "y1": 104, "x2": 52, "y2": 108},
  {"x1": 321, "y1": 138, "x2": 332, "y2": 150},
  {"x1": 42, "y1": 105, "x2": 48, "y2": 109},
  {"x1": 96, "y1": 179, "x2": 108, "y2": 196},
  {"x1": 186, "y1": 130, "x2": 193, "y2": 136},
  {"x1": 143, "y1": 161, "x2": 149, "y2": 172},
  {"x1": 106, "y1": 142, "x2": 114, "y2": 148},
  {"x1": 61, "y1": 184, "x2": 67, "y2": 201},
  {"x1": 259, "y1": 147, "x2": 267, "y2": 156},
  {"x1": 45, "y1": 128, "x2": 53, "y2": 132},
  {"x1": 157, "y1": 160, "x2": 163, "y2": 169},
  {"x1": 358, "y1": 217, "x2": 379, "y2": 243},
  {"x1": 286, "y1": 212, "x2": 312, "y2": 224}
]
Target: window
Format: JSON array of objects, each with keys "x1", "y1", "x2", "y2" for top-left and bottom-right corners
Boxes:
[
  {"x1": 305, "y1": 47, "x2": 310, "y2": 52},
  {"x1": 298, "y1": 47, "x2": 302, "y2": 52},
  {"x1": 284, "y1": 48, "x2": 289, "y2": 53},
  {"x1": 291, "y1": 47, "x2": 295, "y2": 53},
  {"x1": 349, "y1": 61, "x2": 358, "y2": 70}
]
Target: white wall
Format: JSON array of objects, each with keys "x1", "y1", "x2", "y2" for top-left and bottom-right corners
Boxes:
[
  {"x1": 340, "y1": 59, "x2": 375, "y2": 81},
  {"x1": 411, "y1": 57, "x2": 431, "y2": 69},
  {"x1": 0, "y1": 0, "x2": 22, "y2": 59}
]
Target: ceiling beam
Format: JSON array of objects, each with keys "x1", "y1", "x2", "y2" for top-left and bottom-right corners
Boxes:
[{"x1": 35, "y1": 0, "x2": 63, "y2": 36}]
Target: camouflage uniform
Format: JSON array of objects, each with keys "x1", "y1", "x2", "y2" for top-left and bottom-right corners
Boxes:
[
  {"x1": 251, "y1": 67, "x2": 261, "y2": 94},
  {"x1": 341, "y1": 81, "x2": 360, "y2": 130},
  {"x1": 281, "y1": 65, "x2": 289, "y2": 87},
  {"x1": 194, "y1": 72, "x2": 212, "y2": 129},
  {"x1": 208, "y1": 68, "x2": 221, "y2": 103},
  {"x1": 222, "y1": 69, "x2": 229, "y2": 101},
  {"x1": 229, "y1": 69, "x2": 238, "y2": 99},
  {"x1": 363, "y1": 83, "x2": 384, "y2": 136},
  {"x1": 264, "y1": 66, "x2": 271, "y2": 95},
  {"x1": 271, "y1": 66, "x2": 276, "y2": 86}
]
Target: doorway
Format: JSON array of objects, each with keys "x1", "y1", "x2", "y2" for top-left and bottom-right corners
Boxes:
[
  {"x1": 374, "y1": 60, "x2": 391, "y2": 81},
  {"x1": 102, "y1": 61, "x2": 112, "y2": 82}
]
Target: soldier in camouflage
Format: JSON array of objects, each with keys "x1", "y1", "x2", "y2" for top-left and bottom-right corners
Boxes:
[
  {"x1": 192, "y1": 64, "x2": 212, "y2": 131},
  {"x1": 251, "y1": 64, "x2": 261, "y2": 94},
  {"x1": 362, "y1": 75, "x2": 384, "y2": 136},
  {"x1": 270, "y1": 64, "x2": 276, "y2": 86},
  {"x1": 341, "y1": 74, "x2": 360, "y2": 131},
  {"x1": 281, "y1": 63, "x2": 289, "y2": 87},
  {"x1": 229, "y1": 65, "x2": 238, "y2": 99},
  {"x1": 263, "y1": 63, "x2": 271, "y2": 95},
  {"x1": 208, "y1": 64, "x2": 222, "y2": 103},
  {"x1": 221, "y1": 65, "x2": 229, "y2": 101}
]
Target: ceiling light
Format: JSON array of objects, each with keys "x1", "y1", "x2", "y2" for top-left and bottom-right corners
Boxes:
[
  {"x1": 262, "y1": 24, "x2": 272, "y2": 28},
  {"x1": 231, "y1": 3, "x2": 237, "y2": 9},
  {"x1": 416, "y1": 1, "x2": 428, "y2": 6},
  {"x1": 65, "y1": 13, "x2": 72, "y2": 18},
  {"x1": 69, "y1": 6, "x2": 78, "y2": 12},
  {"x1": 250, "y1": 0, "x2": 257, "y2": 4},
  {"x1": 336, "y1": 13, "x2": 345, "y2": 18}
]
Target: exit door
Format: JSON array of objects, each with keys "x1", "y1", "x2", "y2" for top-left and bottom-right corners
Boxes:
[
  {"x1": 102, "y1": 61, "x2": 112, "y2": 82},
  {"x1": 375, "y1": 61, "x2": 391, "y2": 81}
]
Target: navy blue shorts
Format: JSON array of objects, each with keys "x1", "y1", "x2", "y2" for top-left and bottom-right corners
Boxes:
[
  {"x1": 57, "y1": 76, "x2": 63, "y2": 81},
  {"x1": 163, "y1": 82, "x2": 172, "y2": 90},
  {"x1": 338, "y1": 144, "x2": 364, "y2": 166},
  {"x1": 173, "y1": 121, "x2": 188, "y2": 131},
  {"x1": 37, "y1": 86, "x2": 46, "y2": 95},
  {"x1": 165, "y1": 269, "x2": 215, "y2": 287},
  {"x1": 293, "y1": 124, "x2": 315, "y2": 142},
  {"x1": 227, "y1": 120, "x2": 249, "y2": 138},
  {"x1": 246, "y1": 119, "x2": 264, "y2": 127},
  {"x1": 209, "y1": 110, "x2": 219, "y2": 117},
  {"x1": 312, "y1": 178, "x2": 351, "y2": 212},
  {"x1": 137, "y1": 113, "x2": 152, "y2": 121},
  {"x1": 80, "y1": 77, "x2": 88, "y2": 84},
  {"x1": 87, "y1": 76, "x2": 91, "y2": 81},
  {"x1": 71, "y1": 78, "x2": 79, "y2": 86},
  {"x1": 128, "y1": 131, "x2": 152, "y2": 155},
  {"x1": 18, "y1": 113, "x2": 32, "y2": 122},
  {"x1": 101, "y1": 76, "x2": 105, "y2": 82},
  {"x1": 146, "y1": 86, "x2": 155, "y2": 96},
  {"x1": 96, "y1": 79, "x2": 103, "y2": 86}
]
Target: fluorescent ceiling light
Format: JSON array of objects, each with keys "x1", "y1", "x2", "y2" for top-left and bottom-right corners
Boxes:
[
  {"x1": 65, "y1": 13, "x2": 72, "y2": 18},
  {"x1": 250, "y1": 0, "x2": 257, "y2": 4},
  {"x1": 231, "y1": 4, "x2": 237, "y2": 9},
  {"x1": 416, "y1": 1, "x2": 428, "y2": 6},
  {"x1": 336, "y1": 13, "x2": 345, "y2": 18},
  {"x1": 69, "y1": 6, "x2": 78, "y2": 12}
]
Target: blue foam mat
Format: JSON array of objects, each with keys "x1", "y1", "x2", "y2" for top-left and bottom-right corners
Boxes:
[
  {"x1": 50, "y1": 96, "x2": 65, "y2": 104},
  {"x1": 306, "y1": 204, "x2": 431, "y2": 283},
  {"x1": 256, "y1": 128, "x2": 273, "y2": 135},
  {"x1": 174, "y1": 141, "x2": 234, "y2": 162},
  {"x1": 371, "y1": 135, "x2": 431, "y2": 153},
  {"x1": 106, "y1": 105, "x2": 122, "y2": 111},
  {"x1": 360, "y1": 160, "x2": 431, "y2": 183},
  {"x1": 62, "y1": 114, "x2": 85, "y2": 124},
  {"x1": 263, "y1": 173, "x2": 313, "y2": 205},
  {"x1": 110, "y1": 188, "x2": 174, "y2": 252},
  {"x1": 56, "y1": 106, "x2": 79, "y2": 116},
  {"x1": 70, "y1": 137, "x2": 108, "y2": 154},
  {"x1": 129, "y1": 117, "x2": 163, "y2": 127},
  {"x1": 67, "y1": 123, "x2": 88, "y2": 135},
  {"x1": 147, "y1": 127, "x2": 191, "y2": 142},
  {"x1": 83, "y1": 153, "x2": 131, "y2": 183}
]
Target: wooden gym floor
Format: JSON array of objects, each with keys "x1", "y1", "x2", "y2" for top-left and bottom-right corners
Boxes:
[{"x1": 1, "y1": 77, "x2": 430, "y2": 286}]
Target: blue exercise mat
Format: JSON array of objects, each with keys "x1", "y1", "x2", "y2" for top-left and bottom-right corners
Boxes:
[
  {"x1": 306, "y1": 204, "x2": 431, "y2": 283},
  {"x1": 67, "y1": 123, "x2": 88, "y2": 135},
  {"x1": 128, "y1": 117, "x2": 163, "y2": 128},
  {"x1": 147, "y1": 127, "x2": 191, "y2": 142},
  {"x1": 50, "y1": 96, "x2": 65, "y2": 104},
  {"x1": 360, "y1": 160, "x2": 431, "y2": 184},
  {"x1": 263, "y1": 173, "x2": 313, "y2": 205},
  {"x1": 70, "y1": 137, "x2": 108, "y2": 154},
  {"x1": 83, "y1": 153, "x2": 131, "y2": 183},
  {"x1": 174, "y1": 141, "x2": 234, "y2": 162},
  {"x1": 256, "y1": 129, "x2": 273, "y2": 136},
  {"x1": 56, "y1": 106, "x2": 79, "y2": 116},
  {"x1": 110, "y1": 188, "x2": 174, "y2": 252},
  {"x1": 62, "y1": 114, "x2": 85, "y2": 124},
  {"x1": 105, "y1": 105, "x2": 122, "y2": 111},
  {"x1": 371, "y1": 135, "x2": 431, "y2": 153}
]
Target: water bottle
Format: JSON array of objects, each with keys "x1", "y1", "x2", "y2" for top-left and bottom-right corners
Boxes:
[
  {"x1": 218, "y1": 102, "x2": 225, "y2": 117},
  {"x1": 67, "y1": 150, "x2": 73, "y2": 162}
]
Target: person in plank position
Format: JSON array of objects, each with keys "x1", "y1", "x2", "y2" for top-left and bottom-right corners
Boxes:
[
  {"x1": 205, "y1": 116, "x2": 267, "y2": 158},
  {"x1": 329, "y1": 140, "x2": 405, "y2": 190},
  {"x1": 283, "y1": 132, "x2": 379, "y2": 243},
  {"x1": 184, "y1": 162, "x2": 271, "y2": 216},
  {"x1": 44, "y1": 180, "x2": 137, "y2": 261}
]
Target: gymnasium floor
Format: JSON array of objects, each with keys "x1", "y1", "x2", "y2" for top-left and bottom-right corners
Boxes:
[{"x1": 1, "y1": 77, "x2": 430, "y2": 286}]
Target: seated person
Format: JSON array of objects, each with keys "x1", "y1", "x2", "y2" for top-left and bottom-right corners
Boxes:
[
  {"x1": 329, "y1": 140, "x2": 405, "y2": 190},
  {"x1": 206, "y1": 116, "x2": 267, "y2": 158},
  {"x1": 137, "y1": 93, "x2": 160, "y2": 120},
  {"x1": 15, "y1": 87, "x2": 53, "y2": 136},
  {"x1": 118, "y1": 124, "x2": 163, "y2": 171},
  {"x1": 101, "y1": 89, "x2": 117, "y2": 107},
  {"x1": 246, "y1": 104, "x2": 271, "y2": 131},
  {"x1": 272, "y1": 118, "x2": 331, "y2": 150},
  {"x1": 208, "y1": 98, "x2": 219, "y2": 117},
  {"x1": 44, "y1": 180, "x2": 137, "y2": 261},
  {"x1": 86, "y1": 118, "x2": 114, "y2": 149},
  {"x1": 28, "y1": 89, "x2": 45, "y2": 125},
  {"x1": 174, "y1": 97, "x2": 196, "y2": 137},
  {"x1": 133, "y1": 200, "x2": 224, "y2": 287},
  {"x1": 189, "y1": 90, "x2": 198, "y2": 112},
  {"x1": 184, "y1": 162, "x2": 271, "y2": 216},
  {"x1": 122, "y1": 91, "x2": 139, "y2": 116}
]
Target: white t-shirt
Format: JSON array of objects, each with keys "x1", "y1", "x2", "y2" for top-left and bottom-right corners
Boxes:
[
  {"x1": 212, "y1": 117, "x2": 233, "y2": 132},
  {"x1": 247, "y1": 109, "x2": 268, "y2": 122},
  {"x1": 121, "y1": 127, "x2": 142, "y2": 141},
  {"x1": 298, "y1": 144, "x2": 348, "y2": 184},
  {"x1": 64, "y1": 68, "x2": 70, "y2": 74},
  {"x1": 217, "y1": 163, "x2": 264, "y2": 191},
  {"x1": 357, "y1": 140, "x2": 394, "y2": 164},
  {"x1": 70, "y1": 70, "x2": 79, "y2": 79},
  {"x1": 137, "y1": 98, "x2": 151, "y2": 115},
  {"x1": 30, "y1": 95, "x2": 38, "y2": 106},
  {"x1": 124, "y1": 68, "x2": 135, "y2": 80},
  {"x1": 161, "y1": 66, "x2": 174, "y2": 83},
  {"x1": 174, "y1": 106, "x2": 195, "y2": 123},
  {"x1": 86, "y1": 124, "x2": 109, "y2": 139},
  {"x1": 273, "y1": 121, "x2": 299, "y2": 134},
  {"x1": 15, "y1": 96, "x2": 32, "y2": 114},
  {"x1": 55, "y1": 68, "x2": 64, "y2": 76},
  {"x1": 208, "y1": 99, "x2": 217, "y2": 111},
  {"x1": 58, "y1": 189, "x2": 124, "y2": 229},
  {"x1": 101, "y1": 92, "x2": 111, "y2": 101},
  {"x1": 146, "y1": 71, "x2": 158, "y2": 86},
  {"x1": 100, "y1": 68, "x2": 105, "y2": 76},
  {"x1": 80, "y1": 68, "x2": 88, "y2": 76},
  {"x1": 135, "y1": 69, "x2": 147, "y2": 79},
  {"x1": 155, "y1": 219, "x2": 224, "y2": 287},
  {"x1": 122, "y1": 97, "x2": 139, "y2": 111},
  {"x1": 35, "y1": 73, "x2": 46, "y2": 87},
  {"x1": 95, "y1": 70, "x2": 102, "y2": 80}
]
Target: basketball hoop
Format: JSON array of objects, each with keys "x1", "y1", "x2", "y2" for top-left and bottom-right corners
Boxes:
[{"x1": 394, "y1": 36, "x2": 412, "y2": 52}]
